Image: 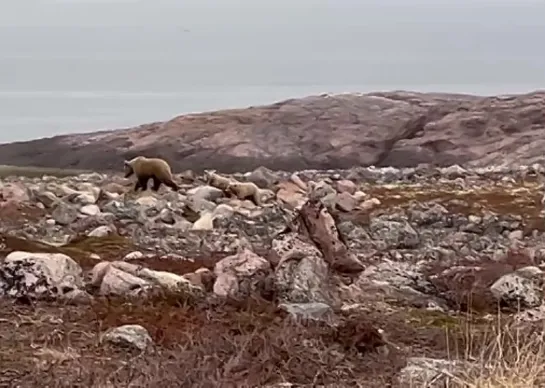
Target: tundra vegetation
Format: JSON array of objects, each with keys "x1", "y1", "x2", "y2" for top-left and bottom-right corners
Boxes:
[{"x1": 1, "y1": 163, "x2": 545, "y2": 387}]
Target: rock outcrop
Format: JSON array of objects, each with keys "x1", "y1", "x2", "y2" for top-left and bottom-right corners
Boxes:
[{"x1": 1, "y1": 90, "x2": 545, "y2": 172}]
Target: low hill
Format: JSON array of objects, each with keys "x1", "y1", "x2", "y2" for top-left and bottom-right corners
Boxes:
[{"x1": 0, "y1": 90, "x2": 544, "y2": 172}]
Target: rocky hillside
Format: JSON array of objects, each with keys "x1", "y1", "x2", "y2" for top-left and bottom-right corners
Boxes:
[
  {"x1": 2, "y1": 164, "x2": 545, "y2": 386},
  {"x1": 1, "y1": 90, "x2": 545, "y2": 172}
]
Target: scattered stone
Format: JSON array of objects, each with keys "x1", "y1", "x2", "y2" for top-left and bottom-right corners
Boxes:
[
  {"x1": 335, "y1": 192, "x2": 358, "y2": 212},
  {"x1": 272, "y1": 232, "x2": 337, "y2": 306},
  {"x1": 490, "y1": 271, "x2": 542, "y2": 308},
  {"x1": 87, "y1": 225, "x2": 115, "y2": 237},
  {"x1": 102, "y1": 324, "x2": 153, "y2": 351},
  {"x1": 89, "y1": 261, "x2": 151, "y2": 296},
  {"x1": 89, "y1": 261, "x2": 204, "y2": 297},
  {"x1": 213, "y1": 249, "x2": 271, "y2": 299},
  {"x1": 289, "y1": 173, "x2": 307, "y2": 191},
  {"x1": 80, "y1": 204, "x2": 100, "y2": 216},
  {"x1": 192, "y1": 212, "x2": 214, "y2": 231},
  {"x1": 335, "y1": 179, "x2": 357, "y2": 195},
  {"x1": 0, "y1": 182, "x2": 29, "y2": 205},
  {"x1": 397, "y1": 357, "x2": 470, "y2": 386},
  {"x1": 360, "y1": 197, "x2": 380, "y2": 211},
  {"x1": 370, "y1": 217, "x2": 420, "y2": 250},
  {"x1": 29, "y1": 189, "x2": 59, "y2": 208},
  {"x1": 279, "y1": 302, "x2": 334, "y2": 322},
  {"x1": 74, "y1": 192, "x2": 97, "y2": 205},
  {"x1": 0, "y1": 251, "x2": 84, "y2": 299},
  {"x1": 309, "y1": 180, "x2": 336, "y2": 201},
  {"x1": 3, "y1": 162, "x2": 545, "y2": 386},
  {"x1": 51, "y1": 202, "x2": 79, "y2": 225},
  {"x1": 62, "y1": 289, "x2": 94, "y2": 305},
  {"x1": 134, "y1": 196, "x2": 158, "y2": 207},
  {"x1": 276, "y1": 181, "x2": 307, "y2": 209},
  {"x1": 246, "y1": 166, "x2": 278, "y2": 189},
  {"x1": 123, "y1": 251, "x2": 144, "y2": 261}
]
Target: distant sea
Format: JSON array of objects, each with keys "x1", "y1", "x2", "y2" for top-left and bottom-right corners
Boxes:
[{"x1": 1, "y1": 1, "x2": 545, "y2": 143}]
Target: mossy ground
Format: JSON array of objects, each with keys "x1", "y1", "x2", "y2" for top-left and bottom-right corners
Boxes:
[
  {"x1": 363, "y1": 181, "x2": 543, "y2": 218},
  {"x1": 4, "y1": 294, "x2": 523, "y2": 387},
  {"x1": 0, "y1": 234, "x2": 136, "y2": 270},
  {"x1": 0, "y1": 165, "x2": 90, "y2": 178}
]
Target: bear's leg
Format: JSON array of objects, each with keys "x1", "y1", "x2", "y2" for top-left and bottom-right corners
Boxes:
[
  {"x1": 251, "y1": 193, "x2": 262, "y2": 206},
  {"x1": 151, "y1": 176, "x2": 163, "y2": 192},
  {"x1": 136, "y1": 176, "x2": 150, "y2": 192},
  {"x1": 164, "y1": 178, "x2": 179, "y2": 192}
]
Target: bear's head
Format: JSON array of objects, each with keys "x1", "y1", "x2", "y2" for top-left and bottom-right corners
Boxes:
[
  {"x1": 123, "y1": 160, "x2": 134, "y2": 178},
  {"x1": 203, "y1": 169, "x2": 217, "y2": 182},
  {"x1": 225, "y1": 181, "x2": 241, "y2": 194}
]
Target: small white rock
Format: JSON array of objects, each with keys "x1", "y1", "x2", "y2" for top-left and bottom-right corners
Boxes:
[
  {"x1": 87, "y1": 225, "x2": 114, "y2": 238},
  {"x1": 192, "y1": 212, "x2": 214, "y2": 231},
  {"x1": 80, "y1": 204, "x2": 100, "y2": 216},
  {"x1": 135, "y1": 196, "x2": 158, "y2": 207},
  {"x1": 102, "y1": 324, "x2": 153, "y2": 351},
  {"x1": 123, "y1": 251, "x2": 144, "y2": 261}
]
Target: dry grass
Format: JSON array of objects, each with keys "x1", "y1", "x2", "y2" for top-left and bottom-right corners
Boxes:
[
  {"x1": 364, "y1": 181, "x2": 543, "y2": 219},
  {"x1": 423, "y1": 249, "x2": 537, "y2": 314},
  {"x1": 3, "y1": 293, "x2": 545, "y2": 387},
  {"x1": 1, "y1": 176, "x2": 545, "y2": 386},
  {"x1": 0, "y1": 296, "x2": 409, "y2": 387},
  {"x1": 446, "y1": 318, "x2": 545, "y2": 387}
]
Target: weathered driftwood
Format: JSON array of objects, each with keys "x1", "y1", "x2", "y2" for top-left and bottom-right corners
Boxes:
[{"x1": 285, "y1": 197, "x2": 364, "y2": 274}]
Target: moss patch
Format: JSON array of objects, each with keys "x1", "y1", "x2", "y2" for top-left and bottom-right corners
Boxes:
[
  {"x1": 0, "y1": 234, "x2": 135, "y2": 270},
  {"x1": 0, "y1": 165, "x2": 90, "y2": 178},
  {"x1": 407, "y1": 309, "x2": 463, "y2": 329}
]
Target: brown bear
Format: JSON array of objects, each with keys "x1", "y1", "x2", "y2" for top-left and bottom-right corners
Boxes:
[
  {"x1": 204, "y1": 169, "x2": 232, "y2": 191},
  {"x1": 226, "y1": 181, "x2": 274, "y2": 206},
  {"x1": 124, "y1": 156, "x2": 179, "y2": 192}
]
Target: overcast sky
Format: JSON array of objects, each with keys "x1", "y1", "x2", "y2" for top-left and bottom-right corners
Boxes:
[
  {"x1": 1, "y1": 0, "x2": 545, "y2": 141},
  {"x1": 3, "y1": 0, "x2": 545, "y2": 27}
]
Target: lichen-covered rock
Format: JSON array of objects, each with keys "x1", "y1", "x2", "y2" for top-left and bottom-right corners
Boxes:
[
  {"x1": 184, "y1": 194, "x2": 216, "y2": 214},
  {"x1": 369, "y1": 216, "x2": 420, "y2": 250},
  {"x1": 397, "y1": 357, "x2": 470, "y2": 387},
  {"x1": 309, "y1": 180, "x2": 336, "y2": 202},
  {"x1": 335, "y1": 192, "x2": 358, "y2": 212},
  {"x1": 335, "y1": 179, "x2": 357, "y2": 195},
  {"x1": 89, "y1": 261, "x2": 205, "y2": 297},
  {"x1": 87, "y1": 224, "x2": 116, "y2": 237},
  {"x1": 245, "y1": 166, "x2": 278, "y2": 189},
  {"x1": 0, "y1": 251, "x2": 84, "y2": 299},
  {"x1": 271, "y1": 232, "x2": 338, "y2": 306},
  {"x1": 51, "y1": 202, "x2": 79, "y2": 225},
  {"x1": 213, "y1": 249, "x2": 271, "y2": 299},
  {"x1": 89, "y1": 261, "x2": 151, "y2": 296},
  {"x1": 490, "y1": 268, "x2": 543, "y2": 308},
  {"x1": 0, "y1": 182, "x2": 30, "y2": 205},
  {"x1": 28, "y1": 188, "x2": 59, "y2": 208},
  {"x1": 80, "y1": 204, "x2": 100, "y2": 216},
  {"x1": 101, "y1": 324, "x2": 153, "y2": 351}
]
